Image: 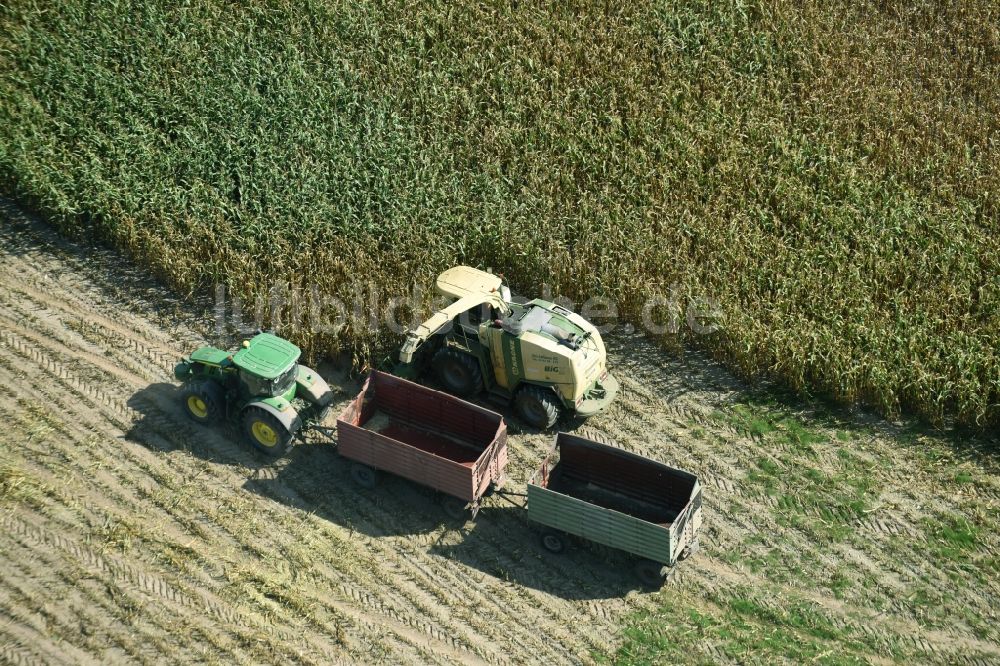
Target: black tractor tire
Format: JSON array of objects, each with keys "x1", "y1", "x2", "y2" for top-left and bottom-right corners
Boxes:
[
  {"x1": 634, "y1": 560, "x2": 668, "y2": 588},
  {"x1": 350, "y1": 463, "x2": 378, "y2": 489},
  {"x1": 433, "y1": 348, "x2": 483, "y2": 397},
  {"x1": 180, "y1": 381, "x2": 223, "y2": 425},
  {"x1": 515, "y1": 386, "x2": 563, "y2": 429},
  {"x1": 241, "y1": 407, "x2": 295, "y2": 457},
  {"x1": 540, "y1": 530, "x2": 566, "y2": 554}
]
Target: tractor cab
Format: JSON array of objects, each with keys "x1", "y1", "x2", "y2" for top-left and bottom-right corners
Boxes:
[
  {"x1": 231, "y1": 333, "x2": 301, "y2": 399},
  {"x1": 435, "y1": 265, "x2": 511, "y2": 336}
]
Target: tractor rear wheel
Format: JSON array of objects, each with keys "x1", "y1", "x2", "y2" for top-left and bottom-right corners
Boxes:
[
  {"x1": 180, "y1": 381, "x2": 222, "y2": 424},
  {"x1": 241, "y1": 407, "x2": 295, "y2": 456},
  {"x1": 433, "y1": 348, "x2": 483, "y2": 397},
  {"x1": 515, "y1": 386, "x2": 562, "y2": 429}
]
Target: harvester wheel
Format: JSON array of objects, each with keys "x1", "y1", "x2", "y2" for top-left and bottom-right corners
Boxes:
[
  {"x1": 241, "y1": 408, "x2": 294, "y2": 456},
  {"x1": 515, "y1": 386, "x2": 562, "y2": 429},
  {"x1": 433, "y1": 348, "x2": 483, "y2": 397},
  {"x1": 634, "y1": 560, "x2": 668, "y2": 588},
  {"x1": 540, "y1": 530, "x2": 566, "y2": 554},
  {"x1": 180, "y1": 382, "x2": 222, "y2": 425}
]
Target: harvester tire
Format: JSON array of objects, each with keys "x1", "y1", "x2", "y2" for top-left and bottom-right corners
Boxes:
[
  {"x1": 180, "y1": 381, "x2": 222, "y2": 425},
  {"x1": 433, "y1": 348, "x2": 483, "y2": 397},
  {"x1": 242, "y1": 407, "x2": 295, "y2": 456},
  {"x1": 515, "y1": 386, "x2": 562, "y2": 429}
]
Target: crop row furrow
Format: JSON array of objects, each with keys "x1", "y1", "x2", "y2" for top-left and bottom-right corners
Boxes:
[
  {"x1": 0, "y1": 350, "x2": 469, "y2": 664},
  {"x1": 0, "y1": 254, "x2": 183, "y2": 349},
  {"x1": 0, "y1": 331, "x2": 138, "y2": 424},
  {"x1": 0, "y1": 314, "x2": 156, "y2": 388},
  {"x1": 0, "y1": 285, "x2": 180, "y2": 377},
  {"x1": 269, "y1": 475, "x2": 541, "y2": 663},
  {"x1": 0, "y1": 644, "x2": 47, "y2": 666},
  {"x1": 2, "y1": 512, "x2": 345, "y2": 663}
]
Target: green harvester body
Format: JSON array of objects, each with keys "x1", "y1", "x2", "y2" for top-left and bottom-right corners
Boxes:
[{"x1": 393, "y1": 266, "x2": 618, "y2": 429}]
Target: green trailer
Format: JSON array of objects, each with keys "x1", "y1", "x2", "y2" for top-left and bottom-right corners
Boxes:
[{"x1": 526, "y1": 432, "x2": 702, "y2": 587}]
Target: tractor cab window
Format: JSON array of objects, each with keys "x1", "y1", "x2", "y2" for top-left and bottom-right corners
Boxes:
[
  {"x1": 272, "y1": 364, "x2": 298, "y2": 394},
  {"x1": 241, "y1": 370, "x2": 268, "y2": 397},
  {"x1": 241, "y1": 364, "x2": 297, "y2": 397}
]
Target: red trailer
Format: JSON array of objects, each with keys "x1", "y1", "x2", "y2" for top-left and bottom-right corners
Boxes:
[{"x1": 336, "y1": 371, "x2": 508, "y2": 517}]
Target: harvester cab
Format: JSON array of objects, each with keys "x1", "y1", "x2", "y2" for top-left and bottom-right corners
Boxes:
[
  {"x1": 174, "y1": 332, "x2": 334, "y2": 455},
  {"x1": 396, "y1": 266, "x2": 618, "y2": 429}
]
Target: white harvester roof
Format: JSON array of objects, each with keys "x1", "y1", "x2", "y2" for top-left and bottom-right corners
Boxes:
[{"x1": 435, "y1": 266, "x2": 503, "y2": 301}]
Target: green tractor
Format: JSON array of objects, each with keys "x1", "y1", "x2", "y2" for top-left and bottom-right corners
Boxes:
[
  {"x1": 174, "y1": 332, "x2": 334, "y2": 456},
  {"x1": 395, "y1": 266, "x2": 618, "y2": 429}
]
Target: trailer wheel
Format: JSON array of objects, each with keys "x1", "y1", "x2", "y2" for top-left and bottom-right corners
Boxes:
[
  {"x1": 440, "y1": 495, "x2": 468, "y2": 519},
  {"x1": 433, "y1": 348, "x2": 483, "y2": 397},
  {"x1": 242, "y1": 408, "x2": 295, "y2": 456},
  {"x1": 515, "y1": 386, "x2": 562, "y2": 429},
  {"x1": 540, "y1": 531, "x2": 565, "y2": 554},
  {"x1": 180, "y1": 381, "x2": 222, "y2": 425},
  {"x1": 350, "y1": 463, "x2": 378, "y2": 489},
  {"x1": 679, "y1": 539, "x2": 700, "y2": 561},
  {"x1": 634, "y1": 560, "x2": 668, "y2": 588}
]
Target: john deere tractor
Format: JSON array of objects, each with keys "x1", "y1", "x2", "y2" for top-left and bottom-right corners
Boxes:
[
  {"x1": 396, "y1": 266, "x2": 618, "y2": 428},
  {"x1": 174, "y1": 332, "x2": 334, "y2": 455}
]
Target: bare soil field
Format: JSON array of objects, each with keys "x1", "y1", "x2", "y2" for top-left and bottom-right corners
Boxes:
[{"x1": 1, "y1": 203, "x2": 998, "y2": 664}]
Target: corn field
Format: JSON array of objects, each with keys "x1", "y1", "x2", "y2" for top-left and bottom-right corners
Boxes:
[{"x1": 1, "y1": 0, "x2": 997, "y2": 428}]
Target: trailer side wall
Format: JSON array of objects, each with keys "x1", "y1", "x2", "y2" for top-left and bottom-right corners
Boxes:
[
  {"x1": 526, "y1": 483, "x2": 673, "y2": 563},
  {"x1": 527, "y1": 434, "x2": 702, "y2": 565},
  {"x1": 337, "y1": 372, "x2": 507, "y2": 502}
]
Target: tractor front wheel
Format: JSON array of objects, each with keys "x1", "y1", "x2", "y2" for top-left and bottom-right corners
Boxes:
[
  {"x1": 433, "y1": 348, "x2": 483, "y2": 397},
  {"x1": 514, "y1": 386, "x2": 562, "y2": 429},
  {"x1": 241, "y1": 408, "x2": 295, "y2": 456},
  {"x1": 180, "y1": 382, "x2": 222, "y2": 424}
]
